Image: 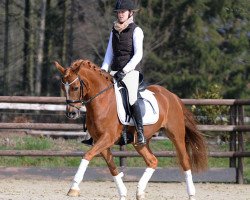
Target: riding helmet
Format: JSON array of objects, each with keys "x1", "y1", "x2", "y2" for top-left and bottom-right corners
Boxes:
[{"x1": 114, "y1": 0, "x2": 139, "y2": 12}]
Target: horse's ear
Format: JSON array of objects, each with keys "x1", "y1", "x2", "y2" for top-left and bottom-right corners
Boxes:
[
  {"x1": 54, "y1": 61, "x2": 65, "y2": 74},
  {"x1": 71, "y1": 60, "x2": 84, "y2": 73}
]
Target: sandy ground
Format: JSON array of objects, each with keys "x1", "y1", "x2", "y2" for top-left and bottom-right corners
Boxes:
[{"x1": 0, "y1": 179, "x2": 249, "y2": 200}]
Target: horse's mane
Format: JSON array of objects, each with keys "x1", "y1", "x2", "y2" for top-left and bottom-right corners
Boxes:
[{"x1": 66, "y1": 59, "x2": 113, "y2": 82}]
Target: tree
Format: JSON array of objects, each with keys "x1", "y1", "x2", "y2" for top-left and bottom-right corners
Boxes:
[
  {"x1": 35, "y1": 0, "x2": 46, "y2": 96},
  {"x1": 43, "y1": 0, "x2": 77, "y2": 96},
  {"x1": 141, "y1": 0, "x2": 250, "y2": 98},
  {"x1": 0, "y1": 0, "x2": 249, "y2": 98},
  {"x1": 73, "y1": 0, "x2": 116, "y2": 65},
  {"x1": 23, "y1": 0, "x2": 29, "y2": 93},
  {"x1": 67, "y1": 0, "x2": 75, "y2": 65},
  {"x1": 136, "y1": 0, "x2": 172, "y2": 71},
  {"x1": 3, "y1": 0, "x2": 10, "y2": 95},
  {"x1": 27, "y1": 0, "x2": 36, "y2": 95},
  {"x1": 191, "y1": 84, "x2": 229, "y2": 125}
]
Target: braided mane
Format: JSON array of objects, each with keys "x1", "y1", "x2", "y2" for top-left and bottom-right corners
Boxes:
[{"x1": 69, "y1": 59, "x2": 113, "y2": 82}]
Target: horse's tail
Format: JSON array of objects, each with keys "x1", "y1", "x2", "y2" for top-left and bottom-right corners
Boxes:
[{"x1": 182, "y1": 104, "x2": 208, "y2": 172}]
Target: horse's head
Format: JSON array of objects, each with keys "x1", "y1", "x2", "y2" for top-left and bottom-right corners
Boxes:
[{"x1": 54, "y1": 60, "x2": 87, "y2": 119}]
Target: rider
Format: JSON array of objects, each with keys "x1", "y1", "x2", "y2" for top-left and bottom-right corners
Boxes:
[{"x1": 101, "y1": 0, "x2": 146, "y2": 145}]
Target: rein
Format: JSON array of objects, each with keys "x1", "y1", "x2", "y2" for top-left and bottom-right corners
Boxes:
[
  {"x1": 81, "y1": 81, "x2": 115, "y2": 105},
  {"x1": 62, "y1": 75, "x2": 115, "y2": 108}
]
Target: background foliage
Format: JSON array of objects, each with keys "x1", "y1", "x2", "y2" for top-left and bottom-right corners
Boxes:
[{"x1": 0, "y1": 0, "x2": 249, "y2": 98}]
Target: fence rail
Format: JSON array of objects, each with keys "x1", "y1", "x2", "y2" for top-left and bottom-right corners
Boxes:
[
  {"x1": 0, "y1": 123, "x2": 250, "y2": 132},
  {"x1": 0, "y1": 96, "x2": 250, "y2": 184},
  {"x1": 0, "y1": 150, "x2": 250, "y2": 158},
  {"x1": 1, "y1": 96, "x2": 250, "y2": 105}
]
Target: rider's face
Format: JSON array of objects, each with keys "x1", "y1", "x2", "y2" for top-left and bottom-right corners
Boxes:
[{"x1": 117, "y1": 10, "x2": 130, "y2": 23}]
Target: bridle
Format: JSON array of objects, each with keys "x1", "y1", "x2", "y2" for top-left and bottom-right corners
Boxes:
[
  {"x1": 61, "y1": 74, "x2": 115, "y2": 110},
  {"x1": 62, "y1": 76, "x2": 85, "y2": 110}
]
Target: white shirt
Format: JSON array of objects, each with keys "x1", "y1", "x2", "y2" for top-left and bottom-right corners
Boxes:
[{"x1": 101, "y1": 26, "x2": 144, "y2": 73}]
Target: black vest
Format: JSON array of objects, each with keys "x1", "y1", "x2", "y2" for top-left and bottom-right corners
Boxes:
[{"x1": 111, "y1": 23, "x2": 137, "y2": 71}]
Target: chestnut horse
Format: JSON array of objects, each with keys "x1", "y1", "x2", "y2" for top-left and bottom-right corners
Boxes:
[{"x1": 55, "y1": 59, "x2": 207, "y2": 200}]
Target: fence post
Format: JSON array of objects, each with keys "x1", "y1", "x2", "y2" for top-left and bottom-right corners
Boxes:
[
  {"x1": 237, "y1": 105, "x2": 244, "y2": 184},
  {"x1": 119, "y1": 145, "x2": 127, "y2": 168},
  {"x1": 229, "y1": 105, "x2": 237, "y2": 168}
]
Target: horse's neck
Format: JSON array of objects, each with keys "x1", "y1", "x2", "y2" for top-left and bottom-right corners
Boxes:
[{"x1": 81, "y1": 68, "x2": 114, "y2": 107}]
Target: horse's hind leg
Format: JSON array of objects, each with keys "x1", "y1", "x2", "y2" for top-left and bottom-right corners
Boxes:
[
  {"x1": 101, "y1": 148, "x2": 127, "y2": 200},
  {"x1": 176, "y1": 142, "x2": 196, "y2": 200},
  {"x1": 133, "y1": 143, "x2": 158, "y2": 200},
  {"x1": 166, "y1": 124, "x2": 196, "y2": 200}
]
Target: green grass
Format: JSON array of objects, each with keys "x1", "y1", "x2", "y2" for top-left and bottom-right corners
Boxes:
[
  {"x1": 0, "y1": 135, "x2": 249, "y2": 182},
  {"x1": 0, "y1": 136, "x2": 80, "y2": 167},
  {"x1": 244, "y1": 157, "x2": 250, "y2": 183}
]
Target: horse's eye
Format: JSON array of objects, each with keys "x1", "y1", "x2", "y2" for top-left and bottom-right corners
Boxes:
[{"x1": 74, "y1": 87, "x2": 78, "y2": 91}]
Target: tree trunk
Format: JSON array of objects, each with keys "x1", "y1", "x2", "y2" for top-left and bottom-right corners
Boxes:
[
  {"x1": 3, "y1": 0, "x2": 10, "y2": 95},
  {"x1": 42, "y1": 0, "x2": 51, "y2": 96},
  {"x1": 67, "y1": 0, "x2": 75, "y2": 65},
  {"x1": 35, "y1": 0, "x2": 47, "y2": 96},
  {"x1": 61, "y1": 0, "x2": 67, "y2": 66},
  {"x1": 23, "y1": 0, "x2": 30, "y2": 94},
  {"x1": 28, "y1": 0, "x2": 35, "y2": 95}
]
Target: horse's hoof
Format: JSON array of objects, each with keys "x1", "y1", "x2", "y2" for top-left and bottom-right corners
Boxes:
[
  {"x1": 67, "y1": 189, "x2": 80, "y2": 197},
  {"x1": 136, "y1": 191, "x2": 145, "y2": 200},
  {"x1": 119, "y1": 196, "x2": 126, "y2": 200},
  {"x1": 189, "y1": 195, "x2": 196, "y2": 200}
]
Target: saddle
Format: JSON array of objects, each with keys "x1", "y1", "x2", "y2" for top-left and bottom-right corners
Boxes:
[{"x1": 114, "y1": 74, "x2": 159, "y2": 145}]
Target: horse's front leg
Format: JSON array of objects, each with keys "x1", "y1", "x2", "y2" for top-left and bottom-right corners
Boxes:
[
  {"x1": 67, "y1": 158, "x2": 89, "y2": 197},
  {"x1": 101, "y1": 149, "x2": 127, "y2": 200},
  {"x1": 67, "y1": 134, "x2": 115, "y2": 197}
]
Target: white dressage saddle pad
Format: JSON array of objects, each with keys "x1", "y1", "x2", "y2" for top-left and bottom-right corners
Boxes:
[{"x1": 114, "y1": 82, "x2": 159, "y2": 126}]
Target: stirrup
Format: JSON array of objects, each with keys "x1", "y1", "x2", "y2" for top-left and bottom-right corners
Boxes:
[
  {"x1": 134, "y1": 132, "x2": 146, "y2": 146},
  {"x1": 136, "y1": 138, "x2": 146, "y2": 146}
]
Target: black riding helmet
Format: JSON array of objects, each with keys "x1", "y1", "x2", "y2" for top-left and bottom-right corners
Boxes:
[{"x1": 114, "y1": 0, "x2": 139, "y2": 12}]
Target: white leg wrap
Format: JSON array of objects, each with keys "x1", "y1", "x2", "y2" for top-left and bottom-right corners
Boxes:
[
  {"x1": 137, "y1": 168, "x2": 155, "y2": 195},
  {"x1": 71, "y1": 159, "x2": 89, "y2": 190},
  {"x1": 185, "y1": 170, "x2": 195, "y2": 196},
  {"x1": 113, "y1": 172, "x2": 127, "y2": 198}
]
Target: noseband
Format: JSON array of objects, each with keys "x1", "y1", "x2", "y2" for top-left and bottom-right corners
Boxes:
[{"x1": 61, "y1": 75, "x2": 115, "y2": 109}]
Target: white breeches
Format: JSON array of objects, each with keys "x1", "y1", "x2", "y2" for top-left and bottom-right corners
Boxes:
[{"x1": 111, "y1": 70, "x2": 139, "y2": 105}]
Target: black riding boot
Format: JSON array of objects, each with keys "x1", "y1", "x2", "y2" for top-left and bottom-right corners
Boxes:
[
  {"x1": 81, "y1": 137, "x2": 94, "y2": 146},
  {"x1": 131, "y1": 101, "x2": 146, "y2": 145}
]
